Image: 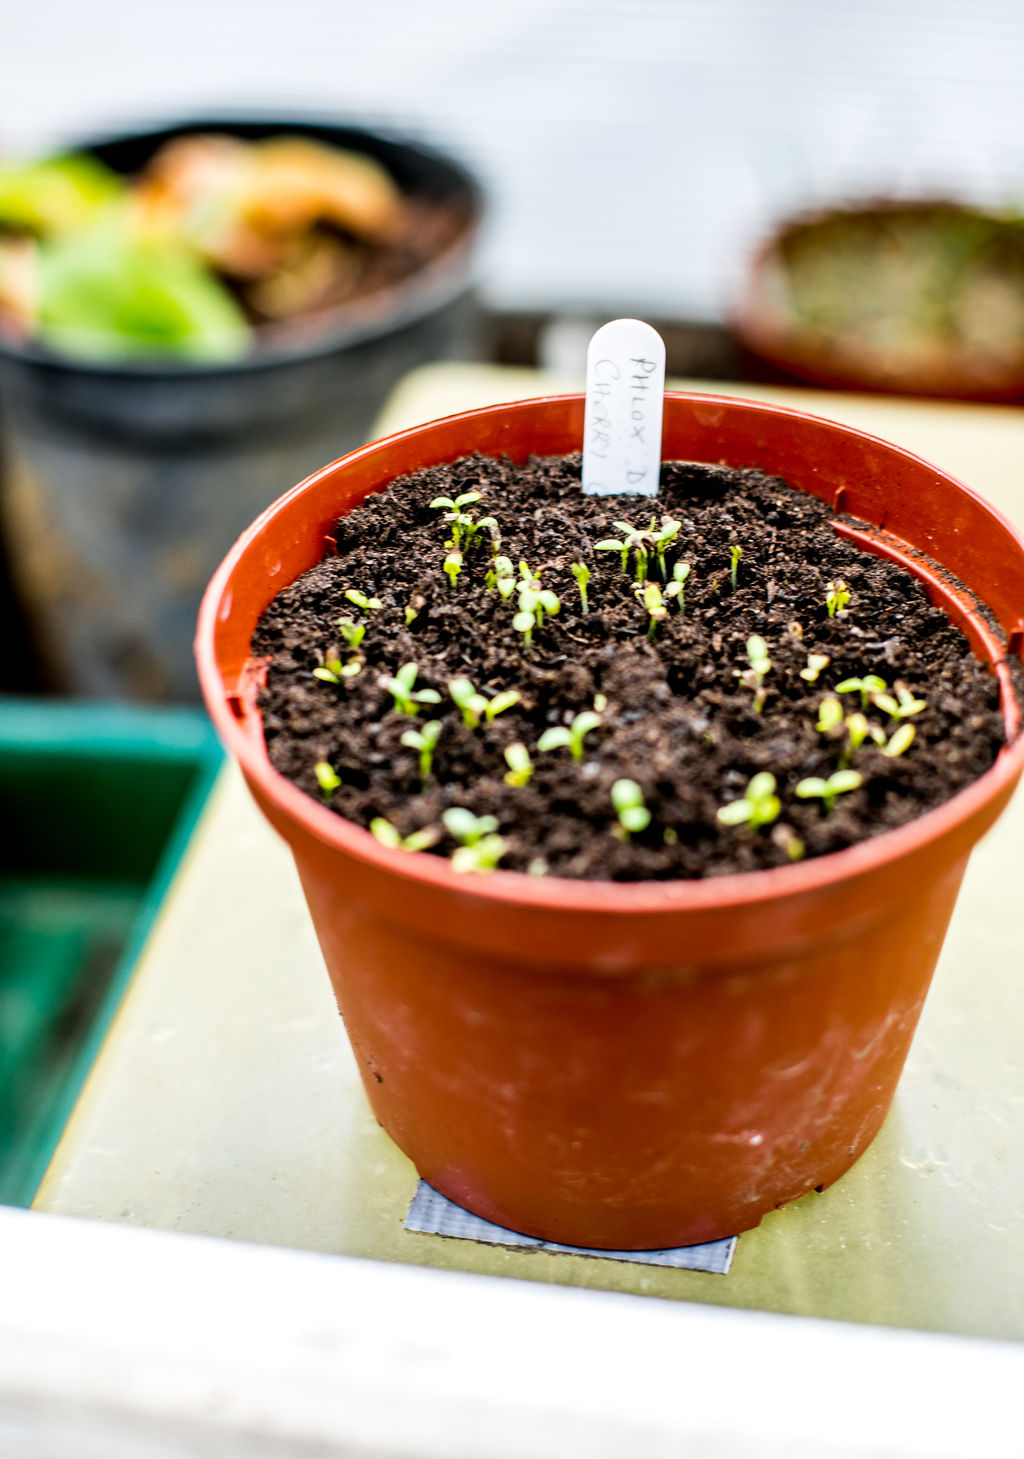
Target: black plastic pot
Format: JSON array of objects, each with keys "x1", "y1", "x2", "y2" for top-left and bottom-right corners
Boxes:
[{"x1": 0, "y1": 117, "x2": 483, "y2": 700}]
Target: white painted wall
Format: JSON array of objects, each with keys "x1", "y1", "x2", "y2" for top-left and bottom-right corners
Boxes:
[{"x1": 5, "y1": 3, "x2": 1024, "y2": 323}]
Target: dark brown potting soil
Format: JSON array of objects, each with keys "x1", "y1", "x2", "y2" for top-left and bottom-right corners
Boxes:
[{"x1": 252, "y1": 452, "x2": 1007, "y2": 880}]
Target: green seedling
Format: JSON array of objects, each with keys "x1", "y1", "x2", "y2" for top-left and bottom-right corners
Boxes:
[
  {"x1": 816, "y1": 695, "x2": 844, "y2": 734},
  {"x1": 593, "y1": 692, "x2": 608, "y2": 712},
  {"x1": 429, "y1": 490, "x2": 482, "y2": 514},
  {"x1": 486, "y1": 690, "x2": 521, "y2": 720},
  {"x1": 379, "y1": 662, "x2": 442, "y2": 716},
  {"x1": 651, "y1": 518, "x2": 682, "y2": 578},
  {"x1": 595, "y1": 530, "x2": 632, "y2": 574},
  {"x1": 344, "y1": 589, "x2": 382, "y2": 613},
  {"x1": 537, "y1": 709, "x2": 601, "y2": 762},
  {"x1": 623, "y1": 519, "x2": 653, "y2": 582},
  {"x1": 836, "y1": 674, "x2": 888, "y2": 711},
  {"x1": 313, "y1": 760, "x2": 340, "y2": 798},
  {"x1": 664, "y1": 560, "x2": 691, "y2": 612},
  {"x1": 369, "y1": 818, "x2": 439, "y2": 853},
  {"x1": 594, "y1": 519, "x2": 648, "y2": 580},
  {"x1": 429, "y1": 490, "x2": 482, "y2": 547},
  {"x1": 443, "y1": 807, "x2": 498, "y2": 843},
  {"x1": 846, "y1": 712, "x2": 884, "y2": 753},
  {"x1": 795, "y1": 769, "x2": 863, "y2": 811},
  {"x1": 571, "y1": 561, "x2": 591, "y2": 614},
  {"x1": 513, "y1": 562, "x2": 560, "y2": 647},
  {"x1": 512, "y1": 608, "x2": 535, "y2": 648},
  {"x1": 857, "y1": 680, "x2": 927, "y2": 720},
  {"x1": 611, "y1": 778, "x2": 651, "y2": 836},
  {"x1": 448, "y1": 677, "x2": 521, "y2": 728},
  {"x1": 842, "y1": 712, "x2": 886, "y2": 765},
  {"x1": 450, "y1": 511, "x2": 499, "y2": 553},
  {"x1": 486, "y1": 555, "x2": 517, "y2": 598},
  {"x1": 482, "y1": 518, "x2": 502, "y2": 555},
  {"x1": 799, "y1": 653, "x2": 830, "y2": 683},
  {"x1": 886, "y1": 683, "x2": 927, "y2": 720},
  {"x1": 313, "y1": 654, "x2": 343, "y2": 684},
  {"x1": 428, "y1": 490, "x2": 498, "y2": 553},
  {"x1": 883, "y1": 723, "x2": 916, "y2": 758},
  {"x1": 336, "y1": 616, "x2": 366, "y2": 651},
  {"x1": 442, "y1": 807, "x2": 507, "y2": 874},
  {"x1": 729, "y1": 544, "x2": 743, "y2": 592},
  {"x1": 826, "y1": 580, "x2": 851, "y2": 617},
  {"x1": 615, "y1": 520, "x2": 650, "y2": 580},
  {"x1": 716, "y1": 771, "x2": 781, "y2": 829},
  {"x1": 404, "y1": 605, "x2": 419, "y2": 626},
  {"x1": 772, "y1": 824, "x2": 806, "y2": 862},
  {"x1": 448, "y1": 677, "x2": 486, "y2": 726},
  {"x1": 735, "y1": 635, "x2": 772, "y2": 712},
  {"x1": 400, "y1": 720, "x2": 442, "y2": 784},
  {"x1": 443, "y1": 549, "x2": 463, "y2": 587},
  {"x1": 596, "y1": 517, "x2": 681, "y2": 583},
  {"x1": 313, "y1": 652, "x2": 361, "y2": 684},
  {"x1": 634, "y1": 580, "x2": 667, "y2": 641},
  {"x1": 466, "y1": 514, "x2": 500, "y2": 551},
  {"x1": 503, "y1": 742, "x2": 534, "y2": 786}
]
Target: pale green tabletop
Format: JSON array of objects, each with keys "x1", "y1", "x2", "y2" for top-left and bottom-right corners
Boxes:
[{"x1": 36, "y1": 368, "x2": 1024, "y2": 1341}]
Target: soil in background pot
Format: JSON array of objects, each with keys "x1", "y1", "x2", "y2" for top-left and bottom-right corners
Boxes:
[
  {"x1": 736, "y1": 202, "x2": 1024, "y2": 400},
  {"x1": 252, "y1": 451, "x2": 1006, "y2": 881}
]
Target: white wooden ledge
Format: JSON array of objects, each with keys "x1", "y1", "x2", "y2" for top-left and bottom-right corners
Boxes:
[{"x1": 2, "y1": 1203, "x2": 1023, "y2": 1459}]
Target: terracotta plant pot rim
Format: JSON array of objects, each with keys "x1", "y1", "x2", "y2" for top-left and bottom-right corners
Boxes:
[{"x1": 196, "y1": 390, "x2": 1024, "y2": 918}]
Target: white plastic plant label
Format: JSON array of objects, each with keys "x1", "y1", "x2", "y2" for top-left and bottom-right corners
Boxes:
[{"x1": 582, "y1": 318, "x2": 666, "y2": 496}]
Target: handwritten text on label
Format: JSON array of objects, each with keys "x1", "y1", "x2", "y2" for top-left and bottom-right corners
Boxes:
[{"x1": 582, "y1": 319, "x2": 665, "y2": 496}]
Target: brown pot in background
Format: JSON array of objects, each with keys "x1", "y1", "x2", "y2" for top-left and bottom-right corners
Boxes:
[
  {"x1": 195, "y1": 393, "x2": 1024, "y2": 1249},
  {"x1": 735, "y1": 200, "x2": 1024, "y2": 401}
]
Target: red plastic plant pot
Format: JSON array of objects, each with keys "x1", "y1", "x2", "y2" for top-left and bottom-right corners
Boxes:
[{"x1": 195, "y1": 393, "x2": 1024, "y2": 1250}]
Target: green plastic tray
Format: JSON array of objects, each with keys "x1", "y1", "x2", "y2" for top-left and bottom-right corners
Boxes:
[{"x1": 0, "y1": 699, "x2": 222, "y2": 1207}]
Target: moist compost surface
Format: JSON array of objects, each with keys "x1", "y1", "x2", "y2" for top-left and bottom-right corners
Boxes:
[{"x1": 253, "y1": 452, "x2": 1006, "y2": 880}]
